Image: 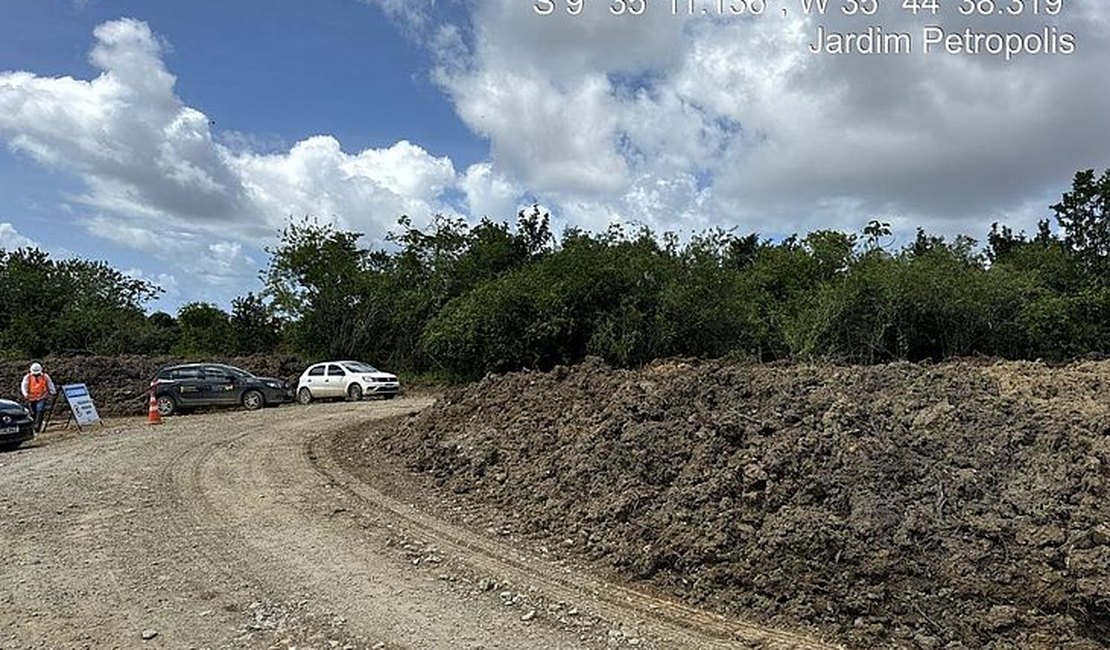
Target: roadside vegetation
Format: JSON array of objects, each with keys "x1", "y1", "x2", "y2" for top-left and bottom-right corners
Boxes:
[{"x1": 2, "y1": 168, "x2": 1109, "y2": 379}]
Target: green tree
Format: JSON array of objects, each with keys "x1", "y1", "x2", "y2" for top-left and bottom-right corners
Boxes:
[
  {"x1": 0, "y1": 248, "x2": 67, "y2": 357},
  {"x1": 50, "y1": 258, "x2": 162, "y2": 354},
  {"x1": 174, "y1": 302, "x2": 232, "y2": 357},
  {"x1": 1053, "y1": 168, "x2": 1110, "y2": 283},
  {"x1": 140, "y1": 311, "x2": 181, "y2": 354},
  {"x1": 258, "y1": 171, "x2": 1110, "y2": 375},
  {"x1": 264, "y1": 219, "x2": 376, "y2": 359},
  {"x1": 0, "y1": 248, "x2": 160, "y2": 357},
  {"x1": 517, "y1": 204, "x2": 554, "y2": 256},
  {"x1": 423, "y1": 225, "x2": 677, "y2": 377},
  {"x1": 230, "y1": 293, "x2": 280, "y2": 355},
  {"x1": 656, "y1": 229, "x2": 760, "y2": 359}
]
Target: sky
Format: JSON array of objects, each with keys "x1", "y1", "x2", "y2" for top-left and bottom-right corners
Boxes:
[{"x1": 1, "y1": 0, "x2": 1108, "y2": 313}]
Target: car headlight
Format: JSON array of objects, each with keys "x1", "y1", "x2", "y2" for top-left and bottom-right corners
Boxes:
[{"x1": 265, "y1": 381, "x2": 282, "y2": 389}]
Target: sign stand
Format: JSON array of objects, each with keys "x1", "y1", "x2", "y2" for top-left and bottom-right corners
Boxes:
[{"x1": 59, "y1": 383, "x2": 105, "y2": 432}]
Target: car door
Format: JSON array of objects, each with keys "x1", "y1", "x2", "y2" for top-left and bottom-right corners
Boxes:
[
  {"x1": 203, "y1": 366, "x2": 239, "y2": 405},
  {"x1": 170, "y1": 367, "x2": 204, "y2": 406},
  {"x1": 325, "y1": 364, "x2": 348, "y2": 397},
  {"x1": 303, "y1": 364, "x2": 326, "y2": 396}
]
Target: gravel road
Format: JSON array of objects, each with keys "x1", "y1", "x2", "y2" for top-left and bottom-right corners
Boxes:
[{"x1": 0, "y1": 397, "x2": 833, "y2": 650}]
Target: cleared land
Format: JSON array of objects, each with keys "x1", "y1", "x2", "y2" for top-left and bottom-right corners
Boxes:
[
  {"x1": 3, "y1": 357, "x2": 1108, "y2": 648},
  {"x1": 1, "y1": 396, "x2": 817, "y2": 649}
]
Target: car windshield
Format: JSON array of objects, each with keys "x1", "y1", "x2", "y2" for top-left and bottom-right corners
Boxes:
[{"x1": 344, "y1": 361, "x2": 379, "y2": 374}]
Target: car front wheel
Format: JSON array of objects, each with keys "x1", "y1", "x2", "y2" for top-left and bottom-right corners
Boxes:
[
  {"x1": 156, "y1": 394, "x2": 177, "y2": 417},
  {"x1": 347, "y1": 383, "x2": 363, "y2": 401},
  {"x1": 242, "y1": 390, "x2": 265, "y2": 411},
  {"x1": 297, "y1": 387, "x2": 313, "y2": 405}
]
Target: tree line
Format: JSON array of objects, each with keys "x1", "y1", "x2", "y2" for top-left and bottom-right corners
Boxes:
[{"x1": 2, "y1": 168, "x2": 1108, "y2": 379}]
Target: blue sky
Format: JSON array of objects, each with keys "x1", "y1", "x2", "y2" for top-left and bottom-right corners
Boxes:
[
  {"x1": 2, "y1": 1, "x2": 1109, "y2": 313},
  {"x1": 0, "y1": 1, "x2": 474, "y2": 154},
  {"x1": 0, "y1": 0, "x2": 484, "y2": 312}
]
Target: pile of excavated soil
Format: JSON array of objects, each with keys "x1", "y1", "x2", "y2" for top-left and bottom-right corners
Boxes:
[
  {"x1": 366, "y1": 358, "x2": 1110, "y2": 649},
  {"x1": 0, "y1": 355, "x2": 306, "y2": 416}
]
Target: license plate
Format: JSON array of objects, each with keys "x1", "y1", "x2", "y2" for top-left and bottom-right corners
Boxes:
[{"x1": 0, "y1": 425, "x2": 19, "y2": 434}]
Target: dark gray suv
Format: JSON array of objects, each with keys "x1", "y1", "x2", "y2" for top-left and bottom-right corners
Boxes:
[{"x1": 152, "y1": 363, "x2": 292, "y2": 416}]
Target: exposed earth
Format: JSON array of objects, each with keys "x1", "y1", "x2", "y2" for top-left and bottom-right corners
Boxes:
[
  {"x1": 2, "y1": 357, "x2": 1108, "y2": 649},
  {"x1": 0, "y1": 396, "x2": 828, "y2": 649},
  {"x1": 339, "y1": 358, "x2": 1110, "y2": 649}
]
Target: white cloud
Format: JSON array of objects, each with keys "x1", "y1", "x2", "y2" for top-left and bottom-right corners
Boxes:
[
  {"x1": 236, "y1": 136, "x2": 458, "y2": 236},
  {"x1": 0, "y1": 19, "x2": 249, "y2": 233},
  {"x1": 0, "y1": 17, "x2": 499, "y2": 308},
  {"x1": 691, "y1": 8, "x2": 1110, "y2": 235},
  {"x1": 430, "y1": 1, "x2": 1110, "y2": 238},
  {"x1": 0, "y1": 18, "x2": 475, "y2": 250},
  {"x1": 83, "y1": 214, "x2": 198, "y2": 253},
  {"x1": 0, "y1": 222, "x2": 40, "y2": 251},
  {"x1": 4, "y1": 4, "x2": 1110, "y2": 317},
  {"x1": 461, "y1": 163, "x2": 524, "y2": 220},
  {"x1": 123, "y1": 266, "x2": 180, "y2": 306},
  {"x1": 204, "y1": 241, "x2": 256, "y2": 285},
  {"x1": 444, "y1": 70, "x2": 630, "y2": 197},
  {"x1": 86, "y1": 213, "x2": 257, "y2": 289}
]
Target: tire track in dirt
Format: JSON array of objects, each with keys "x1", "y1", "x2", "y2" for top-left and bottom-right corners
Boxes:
[
  {"x1": 307, "y1": 419, "x2": 842, "y2": 650},
  {"x1": 153, "y1": 413, "x2": 394, "y2": 649},
  {"x1": 0, "y1": 417, "x2": 267, "y2": 649},
  {"x1": 159, "y1": 399, "x2": 616, "y2": 649},
  {"x1": 4, "y1": 398, "x2": 841, "y2": 649},
  {"x1": 153, "y1": 403, "x2": 424, "y2": 649}
]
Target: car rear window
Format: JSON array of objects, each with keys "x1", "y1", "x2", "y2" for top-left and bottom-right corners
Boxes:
[
  {"x1": 344, "y1": 362, "x2": 379, "y2": 373},
  {"x1": 308, "y1": 366, "x2": 325, "y2": 377}
]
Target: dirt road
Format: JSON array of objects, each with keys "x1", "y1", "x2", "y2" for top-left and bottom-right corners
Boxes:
[{"x1": 0, "y1": 398, "x2": 832, "y2": 650}]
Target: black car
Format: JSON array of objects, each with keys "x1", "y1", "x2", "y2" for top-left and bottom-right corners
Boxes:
[
  {"x1": 152, "y1": 363, "x2": 292, "y2": 416},
  {"x1": 0, "y1": 399, "x2": 35, "y2": 451}
]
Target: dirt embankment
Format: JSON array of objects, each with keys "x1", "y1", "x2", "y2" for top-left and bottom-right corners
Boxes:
[
  {"x1": 0, "y1": 355, "x2": 306, "y2": 416},
  {"x1": 365, "y1": 358, "x2": 1110, "y2": 649}
]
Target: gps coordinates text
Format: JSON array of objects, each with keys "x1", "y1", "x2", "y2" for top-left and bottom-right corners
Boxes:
[
  {"x1": 806, "y1": 0, "x2": 1076, "y2": 59},
  {"x1": 532, "y1": 0, "x2": 1078, "y2": 59}
]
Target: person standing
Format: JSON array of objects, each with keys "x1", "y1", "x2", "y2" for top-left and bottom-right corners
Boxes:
[{"x1": 21, "y1": 362, "x2": 56, "y2": 433}]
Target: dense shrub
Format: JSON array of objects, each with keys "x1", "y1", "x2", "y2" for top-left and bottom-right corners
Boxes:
[{"x1": 4, "y1": 169, "x2": 1110, "y2": 375}]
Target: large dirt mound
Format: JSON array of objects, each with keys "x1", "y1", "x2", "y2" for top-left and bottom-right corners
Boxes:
[
  {"x1": 372, "y1": 358, "x2": 1110, "y2": 649},
  {"x1": 0, "y1": 354, "x2": 306, "y2": 416}
]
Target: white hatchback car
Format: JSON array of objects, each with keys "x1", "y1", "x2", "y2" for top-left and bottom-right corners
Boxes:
[{"x1": 296, "y1": 360, "x2": 401, "y2": 404}]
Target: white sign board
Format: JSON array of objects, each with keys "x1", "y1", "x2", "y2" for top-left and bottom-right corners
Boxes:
[{"x1": 62, "y1": 383, "x2": 101, "y2": 427}]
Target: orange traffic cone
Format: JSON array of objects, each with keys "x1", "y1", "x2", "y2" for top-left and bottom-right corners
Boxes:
[{"x1": 147, "y1": 389, "x2": 162, "y2": 425}]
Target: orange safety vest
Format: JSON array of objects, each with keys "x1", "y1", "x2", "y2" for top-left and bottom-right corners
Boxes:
[{"x1": 27, "y1": 374, "x2": 50, "y2": 401}]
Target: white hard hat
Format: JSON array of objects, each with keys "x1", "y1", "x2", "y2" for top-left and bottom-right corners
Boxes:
[{"x1": 30, "y1": 362, "x2": 42, "y2": 374}]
